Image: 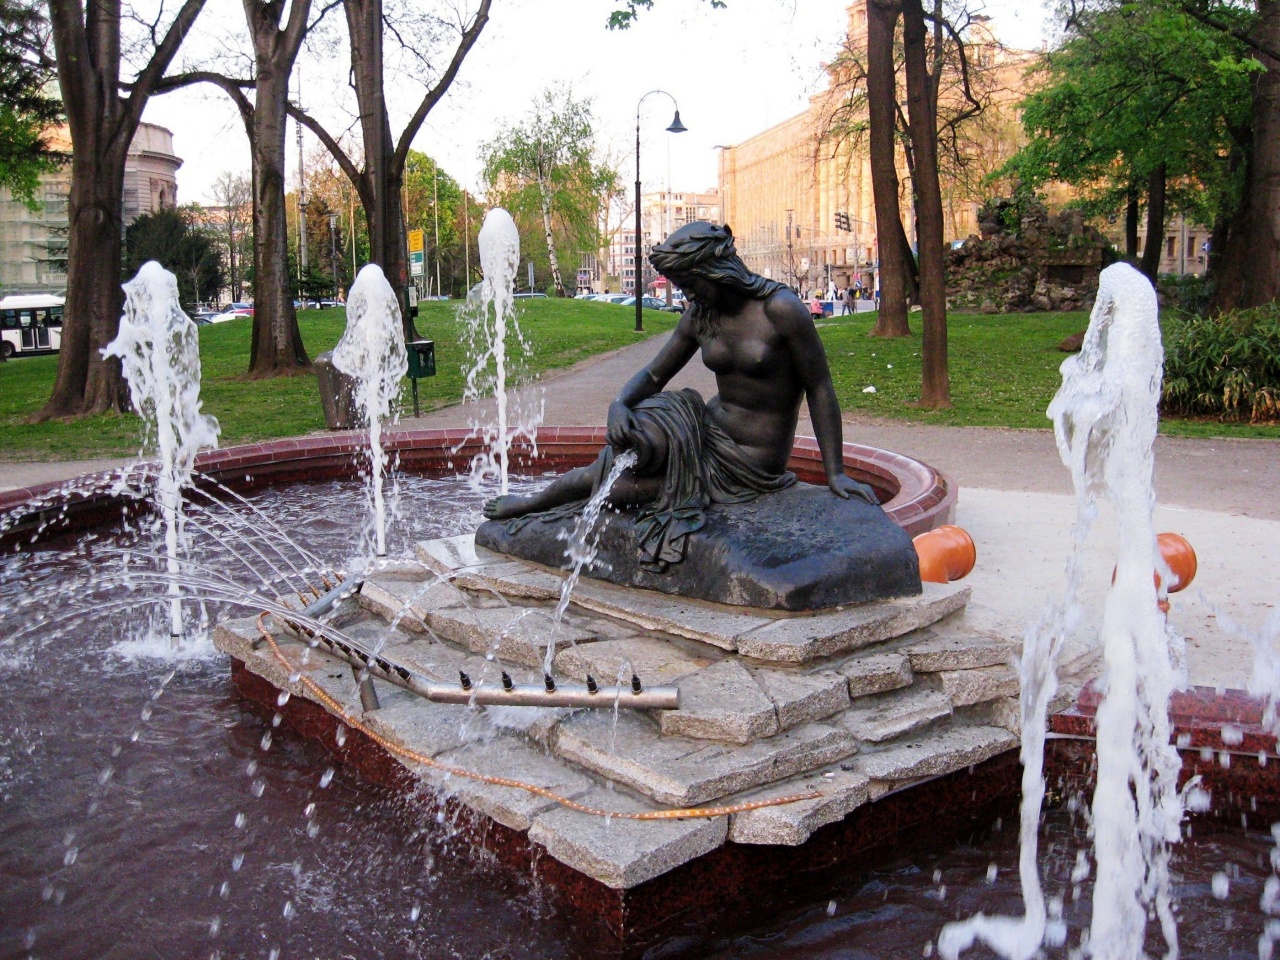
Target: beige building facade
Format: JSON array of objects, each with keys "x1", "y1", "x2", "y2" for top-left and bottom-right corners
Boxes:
[
  {"x1": 717, "y1": 1, "x2": 1029, "y2": 295},
  {"x1": 0, "y1": 123, "x2": 182, "y2": 294}
]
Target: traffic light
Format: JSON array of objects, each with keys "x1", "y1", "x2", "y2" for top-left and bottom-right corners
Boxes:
[{"x1": 834, "y1": 211, "x2": 851, "y2": 232}]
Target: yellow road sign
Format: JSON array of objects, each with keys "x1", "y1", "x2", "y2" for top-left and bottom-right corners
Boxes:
[{"x1": 408, "y1": 229, "x2": 425, "y2": 254}]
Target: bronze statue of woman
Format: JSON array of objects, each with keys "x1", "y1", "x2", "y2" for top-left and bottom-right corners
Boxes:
[{"x1": 483, "y1": 221, "x2": 877, "y2": 571}]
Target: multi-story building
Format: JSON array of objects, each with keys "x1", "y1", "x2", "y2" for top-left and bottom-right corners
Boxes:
[
  {"x1": 717, "y1": 2, "x2": 1031, "y2": 295},
  {"x1": 597, "y1": 188, "x2": 721, "y2": 295},
  {"x1": 0, "y1": 122, "x2": 182, "y2": 294}
]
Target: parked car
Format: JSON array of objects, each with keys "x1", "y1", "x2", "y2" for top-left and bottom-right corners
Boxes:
[
  {"x1": 0, "y1": 293, "x2": 64, "y2": 358},
  {"x1": 221, "y1": 301, "x2": 251, "y2": 312},
  {"x1": 318, "y1": 299, "x2": 343, "y2": 309},
  {"x1": 514, "y1": 292, "x2": 548, "y2": 299},
  {"x1": 209, "y1": 308, "x2": 253, "y2": 323},
  {"x1": 619, "y1": 296, "x2": 674, "y2": 311}
]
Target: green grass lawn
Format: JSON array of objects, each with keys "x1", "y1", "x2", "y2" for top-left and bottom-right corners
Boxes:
[
  {"x1": 0, "y1": 300, "x2": 678, "y2": 460},
  {"x1": 0, "y1": 303, "x2": 1274, "y2": 461},
  {"x1": 817, "y1": 310, "x2": 1280, "y2": 439}
]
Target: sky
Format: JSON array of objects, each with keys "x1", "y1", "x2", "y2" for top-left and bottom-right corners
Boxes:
[{"x1": 141, "y1": 0, "x2": 1055, "y2": 207}]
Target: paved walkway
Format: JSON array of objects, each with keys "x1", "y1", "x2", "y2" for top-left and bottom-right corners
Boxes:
[{"x1": 3, "y1": 332, "x2": 1276, "y2": 687}]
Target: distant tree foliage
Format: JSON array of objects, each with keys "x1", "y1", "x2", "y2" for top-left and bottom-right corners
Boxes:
[
  {"x1": 1002, "y1": 1, "x2": 1256, "y2": 281},
  {"x1": 125, "y1": 208, "x2": 225, "y2": 312},
  {"x1": 481, "y1": 86, "x2": 615, "y2": 297},
  {"x1": 0, "y1": 0, "x2": 63, "y2": 208}
]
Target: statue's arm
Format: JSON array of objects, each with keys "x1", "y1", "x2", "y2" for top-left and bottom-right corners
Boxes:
[
  {"x1": 769, "y1": 293, "x2": 878, "y2": 504},
  {"x1": 606, "y1": 312, "x2": 699, "y2": 448}
]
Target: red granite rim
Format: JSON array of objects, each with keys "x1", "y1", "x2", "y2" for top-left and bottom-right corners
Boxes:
[{"x1": 0, "y1": 426, "x2": 955, "y2": 544}]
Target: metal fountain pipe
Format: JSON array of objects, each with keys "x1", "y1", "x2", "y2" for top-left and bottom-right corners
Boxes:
[{"x1": 286, "y1": 581, "x2": 680, "y2": 711}]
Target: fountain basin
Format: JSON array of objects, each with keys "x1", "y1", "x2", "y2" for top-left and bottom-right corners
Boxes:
[{"x1": 0, "y1": 427, "x2": 955, "y2": 549}]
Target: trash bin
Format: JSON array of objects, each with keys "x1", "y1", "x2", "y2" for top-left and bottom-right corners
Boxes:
[
  {"x1": 315, "y1": 350, "x2": 358, "y2": 430},
  {"x1": 406, "y1": 340, "x2": 436, "y2": 417}
]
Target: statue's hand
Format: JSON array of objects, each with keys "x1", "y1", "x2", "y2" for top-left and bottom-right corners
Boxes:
[
  {"x1": 606, "y1": 401, "x2": 635, "y2": 450},
  {"x1": 828, "y1": 473, "x2": 879, "y2": 505}
]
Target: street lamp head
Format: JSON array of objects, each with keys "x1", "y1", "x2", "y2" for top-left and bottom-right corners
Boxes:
[{"x1": 666, "y1": 110, "x2": 687, "y2": 134}]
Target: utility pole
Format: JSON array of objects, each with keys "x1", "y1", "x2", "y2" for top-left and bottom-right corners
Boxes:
[
  {"x1": 463, "y1": 188, "x2": 471, "y2": 290},
  {"x1": 786, "y1": 209, "x2": 795, "y2": 291},
  {"x1": 433, "y1": 162, "x2": 441, "y2": 299},
  {"x1": 297, "y1": 73, "x2": 308, "y2": 283}
]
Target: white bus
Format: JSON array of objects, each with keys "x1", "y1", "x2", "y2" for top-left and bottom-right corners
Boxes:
[{"x1": 0, "y1": 294, "x2": 65, "y2": 358}]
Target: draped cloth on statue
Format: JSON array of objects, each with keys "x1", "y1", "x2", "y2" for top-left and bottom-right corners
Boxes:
[{"x1": 503, "y1": 388, "x2": 795, "y2": 571}]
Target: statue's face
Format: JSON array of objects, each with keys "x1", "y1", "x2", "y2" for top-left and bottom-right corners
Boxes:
[{"x1": 677, "y1": 275, "x2": 719, "y2": 307}]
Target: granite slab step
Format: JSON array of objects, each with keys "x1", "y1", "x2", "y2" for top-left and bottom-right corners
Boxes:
[
  {"x1": 552, "y1": 635, "x2": 718, "y2": 686},
  {"x1": 733, "y1": 583, "x2": 971, "y2": 662},
  {"x1": 858, "y1": 724, "x2": 1018, "y2": 784},
  {"x1": 415, "y1": 535, "x2": 563, "y2": 600},
  {"x1": 658, "y1": 660, "x2": 779, "y2": 743},
  {"x1": 936, "y1": 665, "x2": 1019, "y2": 707},
  {"x1": 905, "y1": 631, "x2": 1010, "y2": 672},
  {"x1": 750, "y1": 667, "x2": 851, "y2": 730},
  {"x1": 358, "y1": 575, "x2": 468, "y2": 632},
  {"x1": 422, "y1": 736, "x2": 596, "y2": 831},
  {"x1": 527, "y1": 787, "x2": 728, "y2": 889},
  {"x1": 425, "y1": 604, "x2": 595, "y2": 669},
  {"x1": 838, "y1": 685, "x2": 953, "y2": 744},
  {"x1": 728, "y1": 766, "x2": 870, "y2": 846},
  {"x1": 838, "y1": 651, "x2": 914, "y2": 698},
  {"x1": 553, "y1": 710, "x2": 858, "y2": 806}
]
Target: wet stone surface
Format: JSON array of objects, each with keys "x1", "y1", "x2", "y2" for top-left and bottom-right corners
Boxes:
[{"x1": 211, "y1": 539, "x2": 1030, "y2": 891}]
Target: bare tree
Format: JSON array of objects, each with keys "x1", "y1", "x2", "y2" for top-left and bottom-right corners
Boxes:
[
  {"x1": 37, "y1": 0, "x2": 206, "y2": 420},
  {"x1": 290, "y1": 0, "x2": 491, "y2": 340},
  {"x1": 209, "y1": 170, "x2": 252, "y2": 301}
]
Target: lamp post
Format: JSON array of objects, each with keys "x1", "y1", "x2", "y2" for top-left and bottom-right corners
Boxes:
[
  {"x1": 327, "y1": 213, "x2": 339, "y2": 299},
  {"x1": 635, "y1": 89, "x2": 686, "y2": 332}
]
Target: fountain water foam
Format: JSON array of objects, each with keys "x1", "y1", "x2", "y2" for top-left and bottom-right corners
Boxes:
[
  {"x1": 332, "y1": 264, "x2": 408, "y2": 557},
  {"x1": 103, "y1": 261, "x2": 220, "y2": 638},
  {"x1": 463, "y1": 208, "x2": 543, "y2": 494},
  {"x1": 940, "y1": 262, "x2": 1185, "y2": 960}
]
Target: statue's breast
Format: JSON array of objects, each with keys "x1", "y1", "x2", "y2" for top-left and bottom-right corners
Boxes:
[{"x1": 702, "y1": 335, "x2": 784, "y2": 379}]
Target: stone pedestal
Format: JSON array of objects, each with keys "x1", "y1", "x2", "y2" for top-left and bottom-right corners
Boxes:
[{"x1": 476, "y1": 482, "x2": 922, "y2": 611}]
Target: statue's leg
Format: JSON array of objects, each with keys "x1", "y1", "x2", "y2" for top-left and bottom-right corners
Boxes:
[
  {"x1": 483, "y1": 443, "x2": 665, "y2": 521},
  {"x1": 483, "y1": 453, "x2": 609, "y2": 520}
]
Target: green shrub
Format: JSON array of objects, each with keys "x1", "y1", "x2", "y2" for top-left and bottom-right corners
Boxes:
[{"x1": 1162, "y1": 304, "x2": 1280, "y2": 422}]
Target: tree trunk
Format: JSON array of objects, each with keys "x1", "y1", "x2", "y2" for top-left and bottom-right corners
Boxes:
[
  {"x1": 1139, "y1": 164, "x2": 1167, "y2": 282},
  {"x1": 902, "y1": 0, "x2": 950, "y2": 408},
  {"x1": 242, "y1": 0, "x2": 311, "y2": 375},
  {"x1": 38, "y1": 141, "x2": 132, "y2": 418},
  {"x1": 248, "y1": 86, "x2": 309, "y2": 374},
  {"x1": 540, "y1": 180, "x2": 566, "y2": 296},
  {"x1": 344, "y1": 0, "x2": 416, "y2": 341},
  {"x1": 1211, "y1": 0, "x2": 1280, "y2": 312},
  {"x1": 867, "y1": 0, "x2": 911, "y2": 337},
  {"x1": 1124, "y1": 185, "x2": 1140, "y2": 259}
]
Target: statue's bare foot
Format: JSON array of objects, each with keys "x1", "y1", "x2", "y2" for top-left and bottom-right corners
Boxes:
[{"x1": 483, "y1": 495, "x2": 533, "y2": 520}]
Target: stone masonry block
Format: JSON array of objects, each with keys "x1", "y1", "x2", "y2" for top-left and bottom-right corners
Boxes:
[
  {"x1": 858, "y1": 725, "x2": 1017, "y2": 782},
  {"x1": 658, "y1": 660, "x2": 779, "y2": 743},
  {"x1": 839, "y1": 686, "x2": 953, "y2": 744},
  {"x1": 554, "y1": 710, "x2": 858, "y2": 806},
  {"x1": 839, "y1": 652, "x2": 913, "y2": 698},
  {"x1": 906, "y1": 632, "x2": 1010, "y2": 672},
  {"x1": 750, "y1": 667, "x2": 851, "y2": 731},
  {"x1": 528, "y1": 787, "x2": 728, "y2": 889},
  {"x1": 729, "y1": 767, "x2": 871, "y2": 846}
]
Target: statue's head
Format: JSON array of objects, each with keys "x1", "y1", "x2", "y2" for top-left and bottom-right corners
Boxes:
[{"x1": 649, "y1": 222, "x2": 785, "y2": 334}]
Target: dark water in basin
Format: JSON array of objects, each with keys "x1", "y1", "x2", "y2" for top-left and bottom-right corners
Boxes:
[{"x1": 0, "y1": 475, "x2": 1274, "y2": 959}]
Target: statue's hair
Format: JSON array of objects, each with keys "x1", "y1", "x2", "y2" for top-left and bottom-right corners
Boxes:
[{"x1": 648, "y1": 222, "x2": 786, "y2": 303}]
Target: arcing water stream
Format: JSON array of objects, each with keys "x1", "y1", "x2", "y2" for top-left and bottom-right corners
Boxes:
[
  {"x1": 941, "y1": 263, "x2": 1185, "y2": 959},
  {"x1": 103, "y1": 261, "x2": 220, "y2": 639},
  {"x1": 462, "y1": 208, "x2": 542, "y2": 494},
  {"x1": 332, "y1": 264, "x2": 408, "y2": 557}
]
